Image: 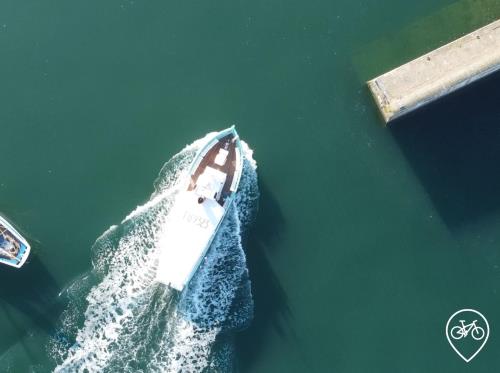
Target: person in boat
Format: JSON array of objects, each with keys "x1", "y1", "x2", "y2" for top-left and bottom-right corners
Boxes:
[{"x1": 0, "y1": 231, "x2": 20, "y2": 260}]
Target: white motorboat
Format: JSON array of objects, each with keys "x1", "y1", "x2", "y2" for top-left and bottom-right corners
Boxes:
[
  {"x1": 0, "y1": 215, "x2": 31, "y2": 268},
  {"x1": 155, "y1": 126, "x2": 244, "y2": 291}
]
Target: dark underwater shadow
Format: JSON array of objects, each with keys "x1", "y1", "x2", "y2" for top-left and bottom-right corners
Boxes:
[
  {"x1": 0, "y1": 249, "x2": 64, "y2": 356},
  {"x1": 389, "y1": 69, "x2": 500, "y2": 229},
  {"x1": 235, "y1": 182, "x2": 293, "y2": 371}
]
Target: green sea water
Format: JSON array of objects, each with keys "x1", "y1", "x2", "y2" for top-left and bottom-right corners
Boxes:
[{"x1": 1, "y1": 0, "x2": 500, "y2": 371}]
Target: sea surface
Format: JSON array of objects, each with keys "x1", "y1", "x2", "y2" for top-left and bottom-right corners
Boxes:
[{"x1": 1, "y1": 0, "x2": 500, "y2": 372}]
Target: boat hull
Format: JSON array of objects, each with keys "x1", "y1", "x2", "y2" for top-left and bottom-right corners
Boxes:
[{"x1": 155, "y1": 127, "x2": 243, "y2": 291}]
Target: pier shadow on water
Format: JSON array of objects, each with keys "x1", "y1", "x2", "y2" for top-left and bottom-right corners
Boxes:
[
  {"x1": 0, "y1": 250, "x2": 63, "y2": 356},
  {"x1": 235, "y1": 182, "x2": 292, "y2": 371},
  {"x1": 389, "y1": 69, "x2": 500, "y2": 229}
]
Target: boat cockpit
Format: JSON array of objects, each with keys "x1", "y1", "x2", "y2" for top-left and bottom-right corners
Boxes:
[
  {"x1": 195, "y1": 167, "x2": 227, "y2": 203},
  {"x1": 0, "y1": 226, "x2": 20, "y2": 260}
]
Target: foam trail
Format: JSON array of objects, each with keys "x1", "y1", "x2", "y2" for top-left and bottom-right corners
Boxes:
[{"x1": 50, "y1": 133, "x2": 258, "y2": 372}]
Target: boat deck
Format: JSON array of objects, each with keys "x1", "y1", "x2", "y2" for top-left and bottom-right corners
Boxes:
[{"x1": 188, "y1": 134, "x2": 237, "y2": 206}]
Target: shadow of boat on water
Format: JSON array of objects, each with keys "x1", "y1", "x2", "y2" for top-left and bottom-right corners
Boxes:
[
  {"x1": 389, "y1": 69, "x2": 500, "y2": 230},
  {"x1": 235, "y1": 182, "x2": 293, "y2": 371},
  {"x1": 0, "y1": 248, "x2": 64, "y2": 357}
]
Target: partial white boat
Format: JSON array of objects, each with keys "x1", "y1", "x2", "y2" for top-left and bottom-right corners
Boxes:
[
  {"x1": 0, "y1": 215, "x2": 31, "y2": 268},
  {"x1": 155, "y1": 126, "x2": 243, "y2": 291}
]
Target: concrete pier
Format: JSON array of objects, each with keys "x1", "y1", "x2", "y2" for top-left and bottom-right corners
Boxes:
[{"x1": 367, "y1": 19, "x2": 500, "y2": 124}]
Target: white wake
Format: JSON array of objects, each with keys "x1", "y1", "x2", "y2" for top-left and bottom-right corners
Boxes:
[{"x1": 50, "y1": 133, "x2": 258, "y2": 372}]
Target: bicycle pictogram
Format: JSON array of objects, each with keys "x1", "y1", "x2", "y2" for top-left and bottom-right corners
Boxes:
[{"x1": 450, "y1": 320, "x2": 485, "y2": 341}]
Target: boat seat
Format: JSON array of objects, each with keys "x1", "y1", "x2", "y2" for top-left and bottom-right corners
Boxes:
[{"x1": 214, "y1": 148, "x2": 229, "y2": 166}]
